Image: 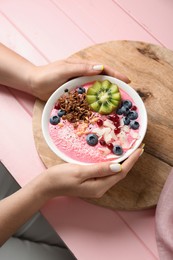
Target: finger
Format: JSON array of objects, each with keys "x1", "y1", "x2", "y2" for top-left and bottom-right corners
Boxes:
[
  {"x1": 102, "y1": 64, "x2": 130, "y2": 84},
  {"x1": 64, "y1": 61, "x2": 104, "y2": 78},
  {"x1": 92, "y1": 147, "x2": 143, "y2": 190},
  {"x1": 81, "y1": 148, "x2": 143, "y2": 198},
  {"x1": 104, "y1": 148, "x2": 143, "y2": 191},
  {"x1": 79, "y1": 146, "x2": 143, "y2": 181},
  {"x1": 79, "y1": 161, "x2": 122, "y2": 181},
  {"x1": 79, "y1": 174, "x2": 122, "y2": 198},
  {"x1": 121, "y1": 147, "x2": 143, "y2": 175},
  {"x1": 65, "y1": 59, "x2": 130, "y2": 83}
]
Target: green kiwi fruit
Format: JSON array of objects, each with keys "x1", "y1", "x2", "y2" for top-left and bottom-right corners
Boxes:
[{"x1": 86, "y1": 80, "x2": 121, "y2": 114}]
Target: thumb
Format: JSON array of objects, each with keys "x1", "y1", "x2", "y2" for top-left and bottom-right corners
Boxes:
[
  {"x1": 65, "y1": 59, "x2": 130, "y2": 83},
  {"x1": 79, "y1": 161, "x2": 122, "y2": 181},
  {"x1": 79, "y1": 147, "x2": 143, "y2": 181},
  {"x1": 64, "y1": 62, "x2": 104, "y2": 78}
]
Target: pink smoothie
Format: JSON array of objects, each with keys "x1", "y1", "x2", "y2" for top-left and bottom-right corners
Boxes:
[{"x1": 49, "y1": 83, "x2": 141, "y2": 163}]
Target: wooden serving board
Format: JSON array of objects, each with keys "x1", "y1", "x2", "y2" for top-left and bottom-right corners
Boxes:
[{"x1": 32, "y1": 41, "x2": 173, "y2": 210}]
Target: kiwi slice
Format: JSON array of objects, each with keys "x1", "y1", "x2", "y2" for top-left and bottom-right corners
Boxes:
[{"x1": 86, "y1": 80, "x2": 121, "y2": 114}]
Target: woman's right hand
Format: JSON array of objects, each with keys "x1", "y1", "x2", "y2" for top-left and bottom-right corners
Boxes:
[
  {"x1": 0, "y1": 146, "x2": 143, "y2": 245},
  {"x1": 44, "y1": 147, "x2": 143, "y2": 199}
]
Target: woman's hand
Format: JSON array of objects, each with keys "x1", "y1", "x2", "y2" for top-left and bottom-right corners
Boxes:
[
  {"x1": 0, "y1": 147, "x2": 143, "y2": 245},
  {"x1": 0, "y1": 43, "x2": 130, "y2": 101},
  {"x1": 44, "y1": 147, "x2": 143, "y2": 199},
  {"x1": 30, "y1": 59, "x2": 130, "y2": 101},
  {"x1": 0, "y1": 44, "x2": 130, "y2": 100}
]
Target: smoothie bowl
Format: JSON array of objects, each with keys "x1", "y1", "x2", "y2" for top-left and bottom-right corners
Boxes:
[{"x1": 42, "y1": 75, "x2": 147, "y2": 165}]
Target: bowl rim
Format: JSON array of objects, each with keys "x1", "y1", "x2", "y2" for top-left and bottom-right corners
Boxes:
[{"x1": 42, "y1": 75, "x2": 148, "y2": 165}]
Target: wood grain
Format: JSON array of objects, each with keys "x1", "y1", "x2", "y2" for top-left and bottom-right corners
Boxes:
[{"x1": 32, "y1": 41, "x2": 173, "y2": 210}]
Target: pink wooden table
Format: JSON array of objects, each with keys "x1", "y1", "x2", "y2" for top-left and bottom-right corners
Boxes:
[{"x1": 0, "y1": 1, "x2": 172, "y2": 259}]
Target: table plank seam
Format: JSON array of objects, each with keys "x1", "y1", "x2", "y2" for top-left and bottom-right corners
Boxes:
[
  {"x1": 8, "y1": 89, "x2": 33, "y2": 117},
  {"x1": 112, "y1": 0, "x2": 166, "y2": 48},
  {"x1": 116, "y1": 211, "x2": 158, "y2": 259},
  {"x1": 0, "y1": 10, "x2": 50, "y2": 63},
  {"x1": 49, "y1": 0, "x2": 96, "y2": 44},
  {"x1": 0, "y1": 85, "x2": 32, "y2": 117}
]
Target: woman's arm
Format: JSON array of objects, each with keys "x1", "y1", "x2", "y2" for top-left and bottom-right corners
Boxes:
[
  {"x1": 0, "y1": 148, "x2": 142, "y2": 246},
  {"x1": 0, "y1": 43, "x2": 34, "y2": 94}
]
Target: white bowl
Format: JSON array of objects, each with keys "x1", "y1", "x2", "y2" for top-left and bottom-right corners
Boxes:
[{"x1": 42, "y1": 75, "x2": 147, "y2": 165}]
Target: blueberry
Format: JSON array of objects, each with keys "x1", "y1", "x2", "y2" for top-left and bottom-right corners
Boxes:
[
  {"x1": 121, "y1": 106, "x2": 130, "y2": 116},
  {"x1": 50, "y1": 115, "x2": 60, "y2": 125},
  {"x1": 58, "y1": 109, "x2": 66, "y2": 117},
  {"x1": 77, "y1": 87, "x2": 85, "y2": 94},
  {"x1": 123, "y1": 117, "x2": 130, "y2": 125},
  {"x1": 122, "y1": 100, "x2": 132, "y2": 109},
  {"x1": 130, "y1": 121, "x2": 140, "y2": 130},
  {"x1": 86, "y1": 134, "x2": 98, "y2": 146},
  {"x1": 64, "y1": 88, "x2": 68, "y2": 92},
  {"x1": 116, "y1": 107, "x2": 123, "y2": 115},
  {"x1": 127, "y1": 111, "x2": 138, "y2": 120},
  {"x1": 113, "y1": 145, "x2": 123, "y2": 155}
]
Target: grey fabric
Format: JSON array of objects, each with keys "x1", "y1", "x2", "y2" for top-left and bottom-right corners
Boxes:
[
  {"x1": 0, "y1": 162, "x2": 20, "y2": 199},
  {"x1": 0, "y1": 237, "x2": 75, "y2": 260},
  {"x1": 14, "y1": 211, "x2": 66, "y2": 247},
  {"x1": 0, "y1": 162, "x2": 76, "y2": 259}
]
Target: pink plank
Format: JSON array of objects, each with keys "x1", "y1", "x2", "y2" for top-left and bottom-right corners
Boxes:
[
  {"x1": 118, "y1": 209, "x2": 159, "y2": 257},
  {"x1": 42, "y1": 198, "x2": 158, "y2": 260},
  {"x1": 0, "y1": 12, "x2": 47, "y2": 65},
  {"x1": 8, "y1": 89, "x2": 35, "y2": 117},
  {"x1": 0, "y1": 13, "x2": 48, "y2": 115},
  {"x1": 115, "y1": 0, "x2": 173, "y2": 49},
  {"x1": 0, "y1": 0, "x2": 93, "y2": 61},
  {"x1": 52, "y1": 0, "x2": 160, "y2": 46},
  {"x1": 0, "y1": 86, "x2": 45, "y2": 184}
]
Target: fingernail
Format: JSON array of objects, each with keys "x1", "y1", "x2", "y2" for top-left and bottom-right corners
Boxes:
[
  {"x1": 141, "y1": 143, "x2": 145, "y2": 149},
  {"x1": 128, "y1": 78, "x2": 132, "y2": 83},
  {"x1": 109, "y1": 163, "x2": 122, "y2": 173},
  {"x1": 93, "y1": 64, "x2": 104, "y2": 71},
  {"x1": 140, "y1": 148, "x2": 144, "y2": 157}
]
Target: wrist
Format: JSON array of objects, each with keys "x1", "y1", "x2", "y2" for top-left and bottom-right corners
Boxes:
[
  {"x1": 40, "y1": 167, "x2": 70, "y2": 198},
  {"x1": 36, "y1": 170, "x2": 63, "y2": 200},
  {"x1": 25, "y1": 172, "x2": 55, "y2": 205},
  {"x1": 27, "y1": 65, "x2": 40, "y2": 98}
]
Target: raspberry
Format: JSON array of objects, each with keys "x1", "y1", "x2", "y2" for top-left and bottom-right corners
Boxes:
[
  {"x1": 54, "y1": 103, "x2": 61, "y2": 110},
  {"x1": 107, "y1": 143, "x2": 113, "y2": 150},
  {"x1": 131, "y1": 105, "x2": 137, "y2": 111},
  {"x1": 114, "y1": 128, "x2": 120, "y2": 135},
  {"x1": 97, "y1": 119, "x2": 103, "y2": 127},
  {"x1": 114, "y1": 121, "x2": 120, "y2": 127},
  {"x1": 107, "y1": 115, "x2": 119, "y2": 122},
  {"x1": 100, "y1": 139, "x2": 106, "y2": 146},
  {"x1": 107, "y1": 115, "x2": 114, "y2": 121}
]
